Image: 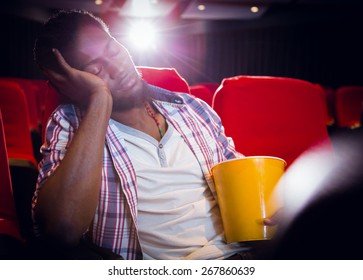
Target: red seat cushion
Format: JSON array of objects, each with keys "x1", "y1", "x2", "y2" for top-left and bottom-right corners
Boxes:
[{"x1": 189, "y1": 84, "x2": 218, "y2": 106}]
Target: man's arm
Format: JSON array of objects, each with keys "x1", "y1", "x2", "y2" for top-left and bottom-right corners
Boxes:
[{"x1": 34, "y1": 49, "x2": 113, "y2": 246}]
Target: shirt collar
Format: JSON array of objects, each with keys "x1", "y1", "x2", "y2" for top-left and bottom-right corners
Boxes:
[{"x1": 145, "y1": 83, "x2": 185, "y2": 105}]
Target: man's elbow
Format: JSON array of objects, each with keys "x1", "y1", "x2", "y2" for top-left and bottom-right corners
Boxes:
[{"x1": 37, "y1": 218, "x2": 84, "y2": 248}]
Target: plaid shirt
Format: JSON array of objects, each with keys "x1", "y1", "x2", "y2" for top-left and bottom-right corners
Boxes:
[{"x1": 33, "y1": 85, "x2": 241, "y2": 259}]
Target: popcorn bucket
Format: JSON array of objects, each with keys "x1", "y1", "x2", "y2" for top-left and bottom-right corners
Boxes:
[{"x1": 212, "y1": 156, "x2": 286, "y2": 243}]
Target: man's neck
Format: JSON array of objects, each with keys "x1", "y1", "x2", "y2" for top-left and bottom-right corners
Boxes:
[
  {"x1": 111, "y1": 100, "x2": 167, "y2": 141},
  {"x1": 111, "y1": 105, "x2": 149, "y2": 130}
]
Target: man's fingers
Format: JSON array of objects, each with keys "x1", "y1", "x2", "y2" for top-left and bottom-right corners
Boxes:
[
  {"x1": 52, "y1": 48, "x2": 72, "y2": 73},
  {"x1": 263, "y1": 218, "x2": 276, "y2": 226},
  {"x1": 264, "y1": 208, "x2": 285, "y2": 226},
  {"x1": 39, "y1": 48, "x2": 73, "y2": 83},
  {"x1": 40, "y1": 65, "x2": 62, "y2": 80},
  {"x1": 40, "y1": 64, "x2": 67, "y2": 85}
]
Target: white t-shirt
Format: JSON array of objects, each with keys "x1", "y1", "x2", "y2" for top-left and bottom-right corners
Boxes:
[{"x1": 111, "y1": 119, "x2": 246, "y2": 259}]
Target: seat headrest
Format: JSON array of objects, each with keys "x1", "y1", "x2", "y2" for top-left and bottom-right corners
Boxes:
[{"x1": 136, "y1": 66, "x2": 190, "y2": 94}]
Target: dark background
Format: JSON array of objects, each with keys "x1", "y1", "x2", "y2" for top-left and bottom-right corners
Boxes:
[{"x1": 1, "y1": 0, "x2": 362, "y2": 88}]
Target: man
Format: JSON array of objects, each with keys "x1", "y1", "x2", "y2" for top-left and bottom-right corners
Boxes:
[{"x1": 32, "y1": 10, "x2": 249, "y2": 260}]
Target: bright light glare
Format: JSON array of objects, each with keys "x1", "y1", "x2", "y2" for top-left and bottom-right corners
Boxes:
[
  {"x1": 128, "y1": 21, "x2": 157, "y2": 51},
  {"x1": 250, "y1": 6, "x2": 259, "y2": 13},
  {"x1": 198, "y1": 5, "x2": 206, "y2": 11}
]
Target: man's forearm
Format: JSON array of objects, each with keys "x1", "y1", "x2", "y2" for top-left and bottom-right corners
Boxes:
[{"x1": 35, "y1": 93, "x2": 112, "y2": 245}]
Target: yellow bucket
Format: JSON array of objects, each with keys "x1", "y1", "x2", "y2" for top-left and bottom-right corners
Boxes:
[{"x1": 212, "y1": 156, "x2": 286, "y2": 243}]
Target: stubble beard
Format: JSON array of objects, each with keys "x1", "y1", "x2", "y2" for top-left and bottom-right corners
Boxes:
[{"x1": 111, "y1": 80, "x2": 150, "y2": 112}]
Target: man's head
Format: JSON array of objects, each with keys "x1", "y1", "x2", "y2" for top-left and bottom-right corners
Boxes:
[
  {"x1": 34, "y1": 10, "x2": 145, "y2": 111},
  {"x1": 34, "y1": 10, "x2": 110, "y2": 73}
]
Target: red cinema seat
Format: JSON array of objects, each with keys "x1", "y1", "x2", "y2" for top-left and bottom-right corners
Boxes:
[
  {"x1": 189, "y1": 83, "x2": 219, "y2": 107},
  {"x1": 322, "y1": 86, "x2": 336, "y2": 126},
  {"x1": 0, "y1": 78, "x2": 41, "y2": 134},
  {"x1": 0, "y1": 81, "x2": 37, "y2": 168},
  {"x1": 0, "y1": 110, "x2": 22, "y2": 241},
  {"x1": 29, "y1": 79, "x2": 49, "y2": 126},
  {"x1": 200, "y1": 83, "x2": 219, "y2": 94},
  {"x1": 213, "y1": 75, "x2": 332, "y2": 168},
  {"x1": 0, "y1": 81, "x2": 38, "y2": 241},
  {"x1": 0, "y1": 78, "x2": 48, "y2": 161},
  {"x1": 335, "y1": 86, "x2": 363, "y2": 129},
  {"x1": 0, "y1": 110, "x2": 25, "y2": 259},
  {"x1": 137, "y1": 66, "x2": 190, "y2": 93},
  {"x1": 314, "y1": 84, "x2": 335, "y2": 127}
]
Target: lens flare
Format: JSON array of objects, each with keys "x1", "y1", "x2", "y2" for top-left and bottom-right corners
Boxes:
[{"x1": 128, "y1": 21, "x2": 157, "y2": 51}]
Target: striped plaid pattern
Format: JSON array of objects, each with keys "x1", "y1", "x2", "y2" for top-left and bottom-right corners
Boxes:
[{"x1": 32, "y1": 85, "x2": 242, "y2": 259}]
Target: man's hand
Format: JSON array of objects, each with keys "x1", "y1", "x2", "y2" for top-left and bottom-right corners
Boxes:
[
  {"x1": 40, "y1": 48, "x2": 111, "y2": 109},
  {"x1": 264, "y1": 208, "x2": 285, "y2": 226}
]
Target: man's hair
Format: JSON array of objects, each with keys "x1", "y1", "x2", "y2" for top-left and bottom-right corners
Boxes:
[{"x1": 34, "y1": 9, "x2": 110, "y2": 73}]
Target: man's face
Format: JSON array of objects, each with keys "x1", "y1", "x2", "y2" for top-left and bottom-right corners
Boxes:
[{"x1": 70, "y1": 25, "x2": 144, "y2": 110}]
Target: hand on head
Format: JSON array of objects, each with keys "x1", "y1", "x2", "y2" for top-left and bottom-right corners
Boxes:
[{"x1": 41, "y1": 48, "x2": 112, "y2": 109}]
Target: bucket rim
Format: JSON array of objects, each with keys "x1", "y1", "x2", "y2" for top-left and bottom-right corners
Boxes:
[{"x1": 212, "y1": 156, "x2": 287, "y2": 170}]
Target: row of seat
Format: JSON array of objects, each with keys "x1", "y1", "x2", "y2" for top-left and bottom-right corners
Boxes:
[
  {"x1": 0, "y1": 78, "x2": 48, "y2": 133},
  {"x1": 311, "y1": 84, "x2": 363, "y2": 130},
  {"x1": 190, "y1": 80, "x2": 363, "y2": 131},
  {"x1": 0, "y1": 69, "x2": 361, "y2": 240},
  {"x1": 0, "y1": 81, "x2": 38, "y2": 167},
  {"x1": 2, "y1": 70, "x2": 363, "y2": 170},
  {"x1": 2, "y1": 70, "x2": 363, "y2": 167},
  {"x1": 188, "y1": 78, "x2": 363, "y2": 168}
]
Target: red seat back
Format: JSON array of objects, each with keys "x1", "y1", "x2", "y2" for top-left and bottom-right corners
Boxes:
[
  {"x1": 213, "y1": 75, "x2": 332, "y2": 168},
  {"x1": 335, "y1": 86, "x2": 363, "y2": 128},
  {"x1": 0, "y1": 78, "x2": 42, "y2": 134},
  {"x1": 200, "y1": 83, "x2": 219, "y2": 94},
  {"x1": 137, "y1": 66, "x2": 190, "y2": 93},
  {"x1": 314, "y1": 84, "x2": 335, "y2": 126},
  {"x1": 323, "y1": 86, "x2": 336, "y2": 126},
  {"x1": 189, "y1": 83, "x2": 219, "y2": 107},
  {"x1": 0, "y1": 110, "x2": 22, "y2": 241},
  {"x1": 29, "y1": 79, "x2": 49, "y2": 121},
  {"x1": 0, "y1": 81, "x2": 37, "y2": 167}
]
